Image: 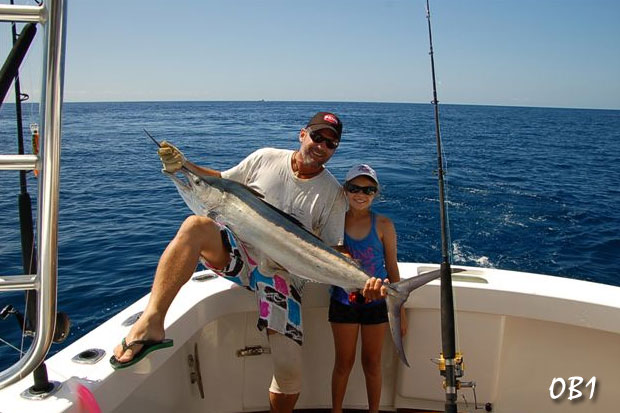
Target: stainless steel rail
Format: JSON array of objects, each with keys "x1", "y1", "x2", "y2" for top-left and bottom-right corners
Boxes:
[
  {"x1": 0, "y1": 275, "x2": 37, "y2": 291},
  {"x1": 0, "y1": 0, "x2": 67, "y2": 390},
  {"x1": 0, "y1": 154, "x2": 39, "y2": 170},
  {"x1": 0, "y1": 4, "x2": 45, "y2": 23}
]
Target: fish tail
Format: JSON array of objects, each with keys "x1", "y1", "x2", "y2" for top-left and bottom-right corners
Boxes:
[{"x1": 385, "y1": 268, "x2": 442, "y2": 367}]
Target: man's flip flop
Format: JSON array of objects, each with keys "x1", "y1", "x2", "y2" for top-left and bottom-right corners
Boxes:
[{"x1": 109, "y1": 337, "x2": 174, "y2": 370}]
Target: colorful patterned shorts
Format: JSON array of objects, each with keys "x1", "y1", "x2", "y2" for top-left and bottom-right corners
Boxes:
[{"x1": 200, "y1": 223, "x2": 305, "y2": 345}]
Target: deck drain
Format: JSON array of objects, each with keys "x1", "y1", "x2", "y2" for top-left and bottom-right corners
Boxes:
[
  {"x1": 192, "y1": 272, "x2": 218, "y2": 282},
  {"x1": 72, "y1": 348, "x2": 106, "y2": 364},
  {"x1": 122, "y1": 311, "x2": 143, "y2": 326}
]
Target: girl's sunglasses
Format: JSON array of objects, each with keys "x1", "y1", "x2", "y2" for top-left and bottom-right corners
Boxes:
[
  {"x1": 345, "y1": 182, "x2": 378, "y2": 195},
  {"x1": 309, "y1": 130, "x2": 340, "y2": 149}
]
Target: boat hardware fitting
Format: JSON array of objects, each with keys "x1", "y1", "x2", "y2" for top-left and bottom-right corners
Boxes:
[
  {"x1": 19, "y1": 366, "x2": 62, "y2": 401},
  {"x1": 237, "y1": 345, "x2": 271, "y2": 357},
  {"x1": 187, "y1": 343, "x2": 205, "y2": 399},
  {"x1": 192, "y1": 272, "x2": 218, "y2": 282},
  {"x1": 20, "y1": 381, "x2": 62, "y2": 400}
]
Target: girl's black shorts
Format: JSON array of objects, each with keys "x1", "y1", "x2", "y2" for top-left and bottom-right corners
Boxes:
[{"x1": 328, "y1": 297, "x2": 388, "y2": 325}]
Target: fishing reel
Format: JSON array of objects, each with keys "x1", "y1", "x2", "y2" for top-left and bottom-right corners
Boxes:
[
  {"x1": 435, "y1": 352, "x2": 465, "y2": 379},
  {"x1": 432, "y1": 352, "x2": 493, "y2": 411},
  {"x1": 1, "y1": 305, "x2": 71, "y2": 399},
  {"x1": 0, "y1": 304, "x2": 71, "y2": 343}
]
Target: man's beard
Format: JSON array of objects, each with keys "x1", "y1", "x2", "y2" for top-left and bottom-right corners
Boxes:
[{"x1": 298, "y1": 147, "x2": 325, "y2": 169}]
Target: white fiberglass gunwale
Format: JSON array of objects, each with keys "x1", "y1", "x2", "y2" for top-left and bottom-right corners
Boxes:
[{"x1": 0, "y1": 263, "x2": 618, "y2": 412}]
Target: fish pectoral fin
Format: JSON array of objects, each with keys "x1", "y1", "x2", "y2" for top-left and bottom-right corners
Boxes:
[{"x1": 258, "y1": 256, "x2": 287, "y2": 276}]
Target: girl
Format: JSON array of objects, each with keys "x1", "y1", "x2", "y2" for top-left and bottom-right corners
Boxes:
[{"x1": 329, "y1": 164, "x2": 406, "y2": 413}]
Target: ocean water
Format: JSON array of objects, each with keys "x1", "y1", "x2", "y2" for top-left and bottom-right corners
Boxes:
[{"x1": 1, "y1": 101, "x2": 619, "y2": 370}]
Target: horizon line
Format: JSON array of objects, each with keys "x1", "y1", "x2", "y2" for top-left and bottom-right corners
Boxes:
[
  {"x1": 58, "y1": 99, "x2": 620, "y2": 112},
  {"x1": 4, "y1": 98, "x2": 618, "y2": 112}
]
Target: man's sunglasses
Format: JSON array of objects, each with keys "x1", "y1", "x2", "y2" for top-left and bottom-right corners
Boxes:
[
  {"x1": 308, "y1": 130, "x2": 340, "y2": 149},
  {"x1": 345, "y1": 182, "x2": 378, "y2": 195}
]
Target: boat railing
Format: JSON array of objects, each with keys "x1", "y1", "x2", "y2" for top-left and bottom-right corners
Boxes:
[{"x1": 0, "y1": 0, "x2": 67, "y2": 390}]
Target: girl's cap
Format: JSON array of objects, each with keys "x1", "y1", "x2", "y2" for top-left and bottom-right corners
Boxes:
[{"x1": 345, "y1": 164, "x2": 379, "y2": 186}]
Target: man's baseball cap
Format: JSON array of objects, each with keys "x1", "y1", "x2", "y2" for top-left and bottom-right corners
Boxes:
[
  {"x1": 306, "y1": 112, "x2": 343, "y2": 140},
  {"x1": 345, "y1": 164, "x2": 379, "y2": 186}
]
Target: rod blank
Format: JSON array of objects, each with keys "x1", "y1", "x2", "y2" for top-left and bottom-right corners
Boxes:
[{"x1": 0, "y1": 22, "x2": 37, "y2": 109}]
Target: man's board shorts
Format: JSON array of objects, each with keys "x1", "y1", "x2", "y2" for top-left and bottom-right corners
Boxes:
[
  {"x1": 199, "y1": 222, "x2": 306, "y2": 345},
  {"x1": 328, "y1": 297, "x2": 389, "y2": 325}
]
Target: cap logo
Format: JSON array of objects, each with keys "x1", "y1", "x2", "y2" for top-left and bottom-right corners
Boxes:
[
  {"x1": 323, "y1": 114, "x2": 338, "y2": 125},
  {"x1": 358, "y1": 165, "x2": 372, "y2": 173}
]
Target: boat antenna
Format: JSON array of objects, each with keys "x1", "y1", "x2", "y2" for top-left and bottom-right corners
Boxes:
[{"x1": 425, "y1": 1, "x2": 460, "y2": 412}]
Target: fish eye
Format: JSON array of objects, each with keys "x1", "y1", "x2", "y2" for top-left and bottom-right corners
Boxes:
[{"x1": 192, "y1": 177, "x2": 200, "y2": 185}]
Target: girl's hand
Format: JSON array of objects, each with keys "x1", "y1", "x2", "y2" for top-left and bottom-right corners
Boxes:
[{"x1": 361, "y1": 277, "x2": 387, "y2": 302}]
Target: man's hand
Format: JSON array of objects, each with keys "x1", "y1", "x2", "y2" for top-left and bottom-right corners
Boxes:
[
  {"x1": 158, "y1": 141, "x2": 186, "y2": 173},
  {"x1": 361, "y1": 277, "x2": 388, "y2": 302}
]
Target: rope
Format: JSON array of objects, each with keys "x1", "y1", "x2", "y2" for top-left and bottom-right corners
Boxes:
[
  {"x1": 0, "y1": 336, "x2": 24, "y2": 355},
  {"x1": 20, "y1": 232, "x2": 38, "y2": 354},
  {"x1": 21, "y1": 293, "x2": 29, "y2": 355}
]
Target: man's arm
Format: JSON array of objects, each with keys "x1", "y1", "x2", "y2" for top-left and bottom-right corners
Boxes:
[
  {"x1": 158, "y1": 141, "x2": 221, "y2": 177},
  {"x1": 185, "y1": 159, "x2": 221, "y2": 178}
]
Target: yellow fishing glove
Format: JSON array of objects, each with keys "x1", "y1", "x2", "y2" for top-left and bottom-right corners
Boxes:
[{"x1": 158, "y1": 141, "x2": 186, "y2": 173}]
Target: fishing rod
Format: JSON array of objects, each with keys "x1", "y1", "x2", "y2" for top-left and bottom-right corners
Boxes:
[
  {"x1": 0, "y1": 23, "x2": 36, "y2": 109},
  {"x1": 144, "y1": 128, "x2": 162, "y2": 148},
  {"x1": 424, "y1": 1, "x2": 460, "y2": 412}
]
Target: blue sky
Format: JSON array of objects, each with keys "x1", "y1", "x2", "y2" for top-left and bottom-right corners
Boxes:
[{"x1": 3, "y1": 0, "x2": 620, "y2": 109}]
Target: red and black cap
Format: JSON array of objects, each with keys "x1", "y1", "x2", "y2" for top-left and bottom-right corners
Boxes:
[{"x1": 306, "y1": 112, "x2": 343, "y2": 140}]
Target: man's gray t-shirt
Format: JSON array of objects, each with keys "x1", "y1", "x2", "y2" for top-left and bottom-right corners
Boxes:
[{"x1": 222, "y1": 147, "x2": 346, "y2": 246}]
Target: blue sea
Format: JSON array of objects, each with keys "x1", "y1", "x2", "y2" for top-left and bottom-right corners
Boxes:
[{"x1": 1, "y1": 101, "x2": 619, "y2": 371}]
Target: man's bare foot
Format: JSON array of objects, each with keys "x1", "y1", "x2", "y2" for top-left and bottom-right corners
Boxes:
[{"x1": 112, "y1": 312, "x2": 166, "y2": 364}]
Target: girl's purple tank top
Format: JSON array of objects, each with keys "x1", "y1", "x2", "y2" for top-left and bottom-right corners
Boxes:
[{"x1": 331, "y1": 212, "x2": 388, "y2": 306}]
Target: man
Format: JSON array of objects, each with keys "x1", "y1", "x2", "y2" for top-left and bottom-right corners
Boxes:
[{"x1": 112, "y1": 112, "x2": 385, "y2": 413}]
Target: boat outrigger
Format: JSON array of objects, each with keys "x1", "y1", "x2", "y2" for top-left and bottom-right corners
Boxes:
[{"x1": 1, "y1": 1, "x2": 619, "y2": 412}]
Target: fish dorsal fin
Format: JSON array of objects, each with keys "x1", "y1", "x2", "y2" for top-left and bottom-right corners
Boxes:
[
  {"x1": 231, "y1": 181, "x2": 323, "y2": 243},
  {"x1": 187, "y1": 166, "x2": 324, "y2": 244},
  {"x1": 240, "y1": 183, "x2": 265, "y2": 199},
  {"x1": 259, "y1": 198, "x2": 303, "y2": 228},
  {"x1": 256, "y1": 197, "x2": 324, "y2": 242}
]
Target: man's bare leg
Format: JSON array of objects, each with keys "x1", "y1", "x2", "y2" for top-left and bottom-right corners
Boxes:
[
  {"x1": 269, "y1": 392, "x2": 299, "y2": 413},
  {"x1": 268, "y1": 329, "x2": 302, "y2": 413},
  {"x1": 113, "y1": 215, "x2": 229, "y2": 363}
]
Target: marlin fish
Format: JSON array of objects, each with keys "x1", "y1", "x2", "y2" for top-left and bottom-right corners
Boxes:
[{"x1": 150, "y1": 135, "x2": 455, "y2": 367}]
